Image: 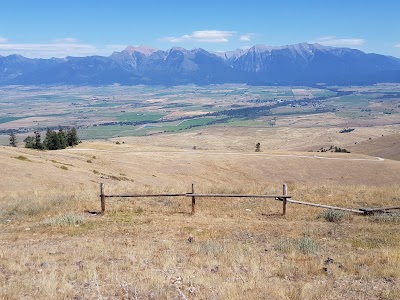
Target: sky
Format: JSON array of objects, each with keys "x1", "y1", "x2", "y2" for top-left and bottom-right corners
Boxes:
[{"x1": 0, "y1": 0, "x2": 399, "y2": 58}]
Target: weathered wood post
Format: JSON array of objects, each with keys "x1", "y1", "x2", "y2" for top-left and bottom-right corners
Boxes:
[
  {"x1": 282, "y1": 183, "x2": 288, "y2": 216},
  {"x1": 191, "y1": 183, "x2": 196, "y2": 215},
  {"x1": 100, "y1": 183, "x2": 105, "y2": 214}
]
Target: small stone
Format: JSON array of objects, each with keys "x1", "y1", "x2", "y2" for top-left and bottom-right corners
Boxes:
[
  {"x1": 188, "y1": 286, "x2": 196, "y2": 294},
  {"x1": 25, "y1": 227, "x2": 31, "y2": 231},
  {"x1": 383, "y1": 277, "x2": 394, "y2": 283},
  {"x1": 37, "y1": 269, "x2": 43, "y2": 273},
  {"x1": 174, "y1": 281, "x2": 182, "y2": 287},
  {"x1": 239, "y1": 265, "x2": 248, "y2": 273},
  {"x1": 40, "y1": 262, "x2": 50, "y2": 268},
  {"x1": 211, "y1": 266, "x2": 219, "y2": 273},
  {"x1": 171, "y1": 276, "x2": 183, "y2": 287},
  {"x1": 188, "y1": 236, "x2": 194, "y2": 243},
  {"x1": 76, "y1": 261, "x2": 84, "y2": 270},
  {"x1": 324, "y1": 257, "x2": 334, "y2": 264}
]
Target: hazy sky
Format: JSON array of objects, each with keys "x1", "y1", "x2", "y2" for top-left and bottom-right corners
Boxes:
[{"x1": 1, "y1": 0, "x2": 399, "y2": 58}]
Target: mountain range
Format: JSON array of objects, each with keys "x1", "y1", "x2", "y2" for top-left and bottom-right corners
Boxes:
[{"x1": 1, "y1": 43, "x2": 400, "y2": 86}]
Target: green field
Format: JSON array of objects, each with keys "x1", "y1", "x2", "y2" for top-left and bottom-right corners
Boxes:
[
  {"x1": 0, "y1": 116, "x2": 21, "y2": 124},
  {"x1": 116, "y1": 112, "x2": 165, "y2": 122},
  {"x1": 1, "y1": 84, "x2": 400, "y2": 145},
  {"x1": 328, "y1": 95, "x2": 371, "y2": 107}
]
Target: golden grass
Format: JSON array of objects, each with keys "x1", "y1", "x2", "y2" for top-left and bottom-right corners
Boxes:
[
  {"x1": 0, "y1": 181, "x2": 399, "y2": 299},
  {"x1": 0, "y1": 137, "x2": 400, "y2": 299}
]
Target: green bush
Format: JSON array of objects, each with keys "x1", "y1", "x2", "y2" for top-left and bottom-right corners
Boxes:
[
  {"x1": 319, "y1": 209, "x2": 349, "y2": 222},
  {"x1": 275, "y1": 237, "x2": 319, "y2": 254},
  {"x1": 15, "y1": 155, "x2": 29, "y2": 161},
  {"x1": 43, "y1": 213, "x2": 85, "y2": 226}
]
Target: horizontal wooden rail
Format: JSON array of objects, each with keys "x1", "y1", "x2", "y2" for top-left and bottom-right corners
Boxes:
[
  {"x1": 104, "y1": 193, "x2": 187, "y2": 198},
  {"x1": 102, "y1": 193, "x2": 290, "y2": 199},
  {"x1": 188, "y1": 194, "x2": 291, "y2": 199},
  {"x1": 359, "y1": 206, "x2": 400, "y2": 213},
  {"x1": 287, "y1": 199, "x2": 364, "y2": 214},
  {"x1": 104, "y1": 193, "x2": 291, "y2": 201}
]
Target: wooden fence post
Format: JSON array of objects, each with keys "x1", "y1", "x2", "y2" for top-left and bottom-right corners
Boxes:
[
  {"x1": 282, "y1": 183, "x2": 288, "y2": 216},
  {"x1": 100, "y1": 183, "x2": 105, "y2": 214},
  {"x1": 191, "y1": 183, "x2": 196, "y2": 215}
]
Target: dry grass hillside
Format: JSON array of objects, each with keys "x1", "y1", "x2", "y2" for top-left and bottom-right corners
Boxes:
[
  {"x1": 347, "y1": 133, "x2": 400, "y2": 161},
  {"x1": 108, "y1": 121, "x2": 400, "y2": 157},
  {"x1": 1, "y1": 128, "x2": 400, "y2": 299}
]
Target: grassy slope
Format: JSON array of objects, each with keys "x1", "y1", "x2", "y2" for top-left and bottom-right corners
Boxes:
[
  {"x1": 1, "y1": 131, "x2": 400, "y2": 299},
  {"x1": 347, "y1": 133, "x2": 400, "y2": 161}
]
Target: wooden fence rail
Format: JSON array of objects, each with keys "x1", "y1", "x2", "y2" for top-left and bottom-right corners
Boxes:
[
  {"x1": 286, "y1": 199, "x2": 364, "y2": 214},
  {"x1": 104, "y1": 193, "x2": 187, "y2": 198},
  {"x1": 359, "y1": 206, "x2": 400, "y2": 214},
  {"x1": 99, "y1": 183, "x2": 291, "y2": 215},
  {"x1": 98, "y1": 183, "x2": 398, "y2": 216}
]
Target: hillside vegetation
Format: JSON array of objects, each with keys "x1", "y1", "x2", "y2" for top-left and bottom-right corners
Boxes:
[{"x1": 1, "y1": 130, "x2": 399, "y2": 299}]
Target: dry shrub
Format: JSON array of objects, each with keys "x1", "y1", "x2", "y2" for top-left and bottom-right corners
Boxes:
[
  {"x1": 318, "y1": 209, "x2": 351, "y2": 222},
  {"x1": 42, "y1": 213, "x2": 85, "y2": 226},
  {"x1": 275, "y1": 237, "x2": 319, "y2": 254},
  {"x1": 371, "y1": 212, "x2": 400, "y2": 224}
]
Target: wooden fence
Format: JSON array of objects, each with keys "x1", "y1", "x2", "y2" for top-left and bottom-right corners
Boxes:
[
  {"x1": 99, "y1": 183, "x2": 291, "y2": 215},
  {"x1": 98, "y1": 183, "x2": 400, "y2": 216}
]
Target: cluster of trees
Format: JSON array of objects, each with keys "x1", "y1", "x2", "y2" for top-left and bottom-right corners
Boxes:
[
  {"x1": 23, "y1": 127, "x2": 79, "y2": 150},
  {"x1": 339, "y1": 127, "x2": 355, "y2": 133},
  {"x1": 318, "y1": 145, "x2": 350, "y2": 153},
  {"x1": 333, "y1": 147, "x2": 350, "y2": 153}
]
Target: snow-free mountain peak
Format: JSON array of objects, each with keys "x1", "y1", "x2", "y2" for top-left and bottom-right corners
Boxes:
[{"x1": 123, "y1": 45, "x2": 158, "y2": 56}]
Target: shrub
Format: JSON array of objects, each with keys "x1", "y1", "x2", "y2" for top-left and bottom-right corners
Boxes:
[
  {"x1": 371, "y1": 213, "x2": 400, "y2": 224},
  {"x1": 275, "y1": 237, "x2": 319, "y2": 254},
  {"x1": 15, "y1": 155, "x2": 29, "y2": 161},
  {"x1": 297, "y1": 237, "x2": 319, "y2": 254},
  {"x1": 134, "y1": 207, "x2": 144, "y2": 215},
  {"x1": 319, "y1": 209, "x2": 349, "y2": 222},
  {"x1": 43, "y1": 213, "x2": 85, "y2": 226}
]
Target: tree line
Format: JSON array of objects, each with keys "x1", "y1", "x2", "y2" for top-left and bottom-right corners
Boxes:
[{"x1": 11, "y1": 127, "x2": 80, "y2": 150}]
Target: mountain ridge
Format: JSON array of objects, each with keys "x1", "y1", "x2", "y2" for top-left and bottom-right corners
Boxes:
[{"x1": 1, "y1": 43, "x2": 400, "y2": 86}]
